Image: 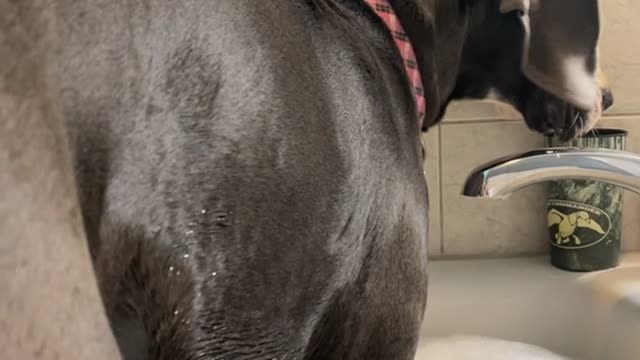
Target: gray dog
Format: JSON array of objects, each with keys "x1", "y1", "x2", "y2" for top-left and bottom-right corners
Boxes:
[{"x1": 1, "y1": 1, "x2": 611, "y2": 359}]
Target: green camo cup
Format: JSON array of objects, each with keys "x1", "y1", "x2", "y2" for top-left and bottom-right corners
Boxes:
[{"x1": 546, "y1": 129, "x2": 627, "y2": 272}]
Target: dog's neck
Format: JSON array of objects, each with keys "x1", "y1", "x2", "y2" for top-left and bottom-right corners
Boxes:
[
  {"x1": 328, "y1": 0, "x2": 473, "y2": 130},
  {"x1": 381, "y1": 0, "x2": 472, "y2": 130}
]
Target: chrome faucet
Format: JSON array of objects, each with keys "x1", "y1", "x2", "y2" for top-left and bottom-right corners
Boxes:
[{"x1": 462, "y1": 147, "x2": 640, "y2": 199}]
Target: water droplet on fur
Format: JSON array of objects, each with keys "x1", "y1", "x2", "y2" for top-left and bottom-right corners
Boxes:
[
  {"x1": 176, "y1": 270, "x2": 181, "y2": 276},
  {"x1": 216, "y1": 215, "x2": 229, "y2": 228},
  {"x1": 174, "y1": 310, "x2": 179, "y2": 316},
  {"x1": 183, "y1": 253, "x2": 190, "y2": 259},
  {"x1": 186, "y1": 230, "x2": 194, "y2": 235},
  {"x1": 212, "y1": 272, "x2": 217, "y2": 276},
  {"x1": 201, "y1": 209, "x2": 207, "y2": 215}
]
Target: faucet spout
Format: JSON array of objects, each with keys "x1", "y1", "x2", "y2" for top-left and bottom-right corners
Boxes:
[{"x1": 462, "y1": 147, "x2": 640, "y2": 199}]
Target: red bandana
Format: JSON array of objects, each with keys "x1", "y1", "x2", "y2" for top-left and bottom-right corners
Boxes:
[{"x1": 363, "y1": 0, "x2": 426, "y2": 129}]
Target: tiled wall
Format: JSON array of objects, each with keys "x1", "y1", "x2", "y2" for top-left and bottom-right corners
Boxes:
[{"x1": 423, "y1": 1, "x2": 640, "y2": 258}]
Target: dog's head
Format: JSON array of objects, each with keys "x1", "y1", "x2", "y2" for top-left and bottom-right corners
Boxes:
[{"x1": 451, "y1": 0, "x2": 611, "y2": 141}]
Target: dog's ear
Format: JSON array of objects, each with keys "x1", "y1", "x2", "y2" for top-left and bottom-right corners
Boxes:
[{"x1": 500, "y1": 0, "x2": 602, "y2": 111}]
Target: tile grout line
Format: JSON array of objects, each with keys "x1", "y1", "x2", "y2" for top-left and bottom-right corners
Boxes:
[
  {"x1": 437, "y1": 125, "x2": 445, "y2": 255},
  {"x1": 598, "y1": 112, "x2": 640, "y2": 120},
  {"x1": 442, "y1": 111, "x2": 640, "y2": 125},
  {"x1": 443, "y1": 118, "x2": 520, "y2": 125}
]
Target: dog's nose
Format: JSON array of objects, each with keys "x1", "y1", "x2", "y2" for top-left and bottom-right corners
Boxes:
[{"x1": 602, "y1": 88, "x2": 614, "y2": 111}]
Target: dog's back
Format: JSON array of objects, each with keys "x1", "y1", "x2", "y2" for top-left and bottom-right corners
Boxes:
[{"x1": 22, "y1": 1, "x2": 429, "y2": 359}]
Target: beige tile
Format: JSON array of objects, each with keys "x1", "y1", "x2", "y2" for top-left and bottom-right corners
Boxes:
[
  {"x1": 595, "y1": 116, "x2": 640, "y2": 251},
  {"x1": 442, "y1": 100, "x2": 522, "y2": 122},
  {"x1": 422, "y1": 126, "x2": 442, "y2": 257},
  {"x1": 599, "y1": 1, "x2": 640, "y2": 115},
  {"x1": 440, "y1": 121, "x2": 549, "y2": 256}
]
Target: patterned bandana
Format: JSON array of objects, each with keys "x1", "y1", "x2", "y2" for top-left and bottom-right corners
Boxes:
[{"x1": 363, "y1": 0, "x2": 426, "y2": 129}]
